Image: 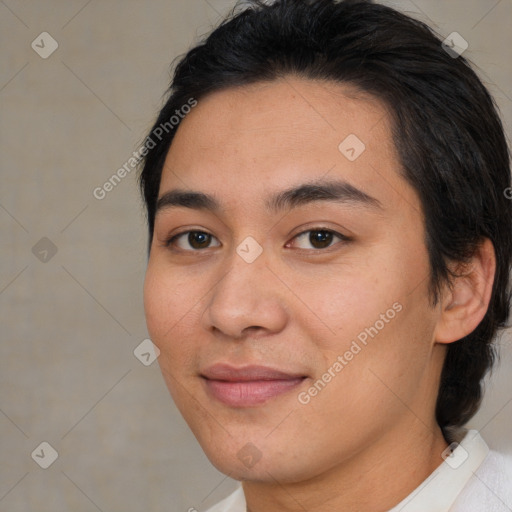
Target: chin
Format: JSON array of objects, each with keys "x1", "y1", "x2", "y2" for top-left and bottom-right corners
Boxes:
[{"x1": 200, "y1": 439, "x2": 321, "y2": 484}]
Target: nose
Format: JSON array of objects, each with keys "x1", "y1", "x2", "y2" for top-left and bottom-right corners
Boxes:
[{"x1": 200, "y1": 246, "x2": 288, "y2": 340}]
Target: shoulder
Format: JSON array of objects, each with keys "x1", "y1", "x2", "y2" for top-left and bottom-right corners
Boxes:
[
  {"x1": 450, "y1": 448, "x2": 512, "y2": 512},
  {"x1": 204, "y1": 485, "x2": 245, "y2": 512}
]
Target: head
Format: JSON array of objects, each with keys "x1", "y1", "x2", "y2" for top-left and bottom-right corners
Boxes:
[{"x1": 139, "y1": 0, "x2": 512, "y2": 482}]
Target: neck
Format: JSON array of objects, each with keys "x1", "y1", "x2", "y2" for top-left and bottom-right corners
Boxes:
[{"x1": 242, "y1": 421, "x2": 449, "y2": 512}]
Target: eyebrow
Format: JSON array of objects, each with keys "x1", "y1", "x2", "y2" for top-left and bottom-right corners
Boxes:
[{"x1": 155, "y1": 178, "x2": 382, "y2": 216}]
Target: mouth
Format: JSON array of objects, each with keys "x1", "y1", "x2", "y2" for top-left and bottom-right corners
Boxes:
[{"x1": 200, "y1": 364, "x2": 308, "y2": 407}]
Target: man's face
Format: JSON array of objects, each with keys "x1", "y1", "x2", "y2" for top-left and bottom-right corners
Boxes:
[{"x1": 144, "y1": 78, "x2": 444, "y2": 482}]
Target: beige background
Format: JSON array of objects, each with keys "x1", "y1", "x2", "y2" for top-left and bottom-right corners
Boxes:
[{"x1": 1, "y1": 1, "x2": 511, "y2": 511}]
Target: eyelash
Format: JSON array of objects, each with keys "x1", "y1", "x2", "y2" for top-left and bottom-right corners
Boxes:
[{"x1": 165, "y1": 228, "x2": 350, "y2": 252}]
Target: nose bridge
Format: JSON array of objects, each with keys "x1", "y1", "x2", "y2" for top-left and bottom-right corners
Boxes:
[
  {"x1": 227, "y1": 241, "x2": 269, "y2": 298},
  {"x1": 202, "y1": 241, "x2": 288, "y2": 337}
]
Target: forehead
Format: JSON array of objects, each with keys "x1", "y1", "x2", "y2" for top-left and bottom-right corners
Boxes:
[{"x1": 159, "y1": 77, "x2": 417, "y2": 216}]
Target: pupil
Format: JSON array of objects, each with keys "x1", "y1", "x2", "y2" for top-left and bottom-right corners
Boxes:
[
  {"x1": 310, "y1": 230, "x2": 332, "y2": 249},
  {"x1": 190, "y1": 232, "x2": 210, "y2": 249}
]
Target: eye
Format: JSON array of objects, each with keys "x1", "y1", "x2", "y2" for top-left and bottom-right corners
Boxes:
[
  {"x1": 166, "y1": 230, "x2": 221, "y2": 251},
  {"x1": 165, "y1": 228, "x2": 348, "y2": 252},
  {"x1": 287, "y1": 228, "x2": 349, "y2": 250}
]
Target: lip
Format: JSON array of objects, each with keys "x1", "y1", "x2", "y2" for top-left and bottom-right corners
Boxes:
[{"x1": 201, "y1": 364, "x2": 307, "y2": 407}]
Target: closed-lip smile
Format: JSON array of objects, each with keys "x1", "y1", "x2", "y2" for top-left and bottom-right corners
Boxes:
[{"x1": 200, "y1": 363, "x2": 308, "y2": 407}]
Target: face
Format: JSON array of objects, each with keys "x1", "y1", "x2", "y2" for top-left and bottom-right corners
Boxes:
[{"x1": 144, "y1": 77, "x2": 445, "y2": 483}]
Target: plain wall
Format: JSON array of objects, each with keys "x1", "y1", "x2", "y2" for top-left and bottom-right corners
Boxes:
[{"x1": 1, "y1": 1, "x2": 511, "y2": 510}]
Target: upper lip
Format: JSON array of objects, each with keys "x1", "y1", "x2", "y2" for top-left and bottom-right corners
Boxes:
[{"x1": 201, "y1": 363, "x2": 307, "y2": 382}]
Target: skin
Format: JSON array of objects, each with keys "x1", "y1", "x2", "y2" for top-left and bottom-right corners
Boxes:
[{"x1": 143, "y1": 77, "x2": 495, "y2": 512}]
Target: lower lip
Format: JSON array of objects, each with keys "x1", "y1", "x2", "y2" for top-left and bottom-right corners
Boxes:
[{"x1": 203, "y1": 377, "x2": 306, "y2": 407}]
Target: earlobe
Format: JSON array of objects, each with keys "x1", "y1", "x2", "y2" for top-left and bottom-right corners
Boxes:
[{"x1": 434, "y1": 238, "x2": 496, "y2": 344}]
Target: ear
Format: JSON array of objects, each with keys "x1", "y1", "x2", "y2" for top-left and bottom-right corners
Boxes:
[{"x1": 434, "y1": 238, "x2": 496, "y2": 344}]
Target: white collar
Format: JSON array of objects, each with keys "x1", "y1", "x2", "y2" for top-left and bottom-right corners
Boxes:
[
  {"x1": 389, "y1": 429, "x2": 489, "y2": 512},
  {"x1": 208, "y1": 430, "x2": 489, "y2": 512}
]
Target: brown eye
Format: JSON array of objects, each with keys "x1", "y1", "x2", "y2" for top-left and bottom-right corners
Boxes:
[
  {"x1": 188, "y1": 231, "x2": 212, "y2": 249},
  {"x1": 289, "y1": 229, "x2": 348, "y2": 250},
  {"x1": 166, "y1": 230, "x2": 220, "y2": 251},
  {"x1": 308, "y1": 230, "x2": 334, "y2": 249}
]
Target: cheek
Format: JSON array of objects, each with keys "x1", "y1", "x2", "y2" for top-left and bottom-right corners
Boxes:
[
  {"x1": 143, "y1": 261, "x2": 202, "y2": 365},
  {"x1": 307, "y1": 280, "x2": 435, "y2": 418},
  {"x1": 296, "y1": 245, "x2": 434, "y2": 388},
  {"x1": 296, "y1": 263, "x2": 400, "y2": 351},
  {"x1": 143, "y1": 266, "x2": 173, "y2": 342}
]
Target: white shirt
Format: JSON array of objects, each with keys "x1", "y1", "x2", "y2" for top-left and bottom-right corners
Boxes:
[{"x1": 204, "y1": 430, "x2": 512, "y2": 512}]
